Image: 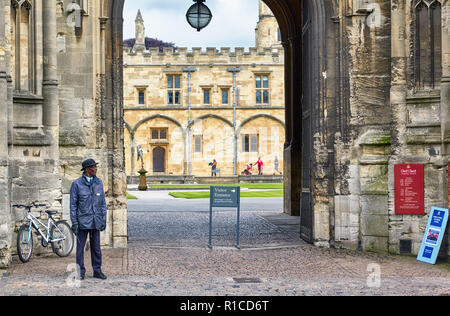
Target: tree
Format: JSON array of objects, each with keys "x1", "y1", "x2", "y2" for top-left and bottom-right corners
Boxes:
[{"x1": 124, "y1": 37, "x2": 176, "y2": 52}]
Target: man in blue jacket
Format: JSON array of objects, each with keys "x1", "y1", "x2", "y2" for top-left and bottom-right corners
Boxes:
[{"x1": 70, "y1": 159, "x2": 107, "y2": 280}]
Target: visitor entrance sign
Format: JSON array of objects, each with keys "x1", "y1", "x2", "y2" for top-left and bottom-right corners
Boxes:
[
  {"x1": 209, "y1": 186, "x2": 241, "y2": 250},
  {"x1": 417, "y1": 207, "x2": 449, "y2": 265}
]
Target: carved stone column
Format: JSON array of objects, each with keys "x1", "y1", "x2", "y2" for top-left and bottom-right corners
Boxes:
[
  {"x1": 441, "y1": 3, "x2": 450, "y2": 148},
  {"x1": 107, "y1": 0, "x2": 128, "y2": 248},
  {"x1": 42, "y1": 0, "x2": 59, "y2": 159},
  {"x1": 0, "y1": 0, "x2": 7, "y2": 159},
  {"x1": 441, "y1": 2, "x2": 450, "y2": 258},
  {"x1": 387, "y1": 0, "x2": 408, "y2": 255},
  {"x1": 0, "y1": 0, "x2": 12, "y2": 268}
]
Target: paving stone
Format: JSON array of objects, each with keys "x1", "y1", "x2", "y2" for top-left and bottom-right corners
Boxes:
[{"x1": 1, "y1": 199, "x2": 449, "y2": 296}]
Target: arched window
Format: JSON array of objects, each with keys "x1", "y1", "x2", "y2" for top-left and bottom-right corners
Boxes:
[
  {"x1": 414, "y1": 0, "x2": 442, "y2": 90},
  {"x1": 10, "y1": 0, "x2": 34, "y2": 93}
]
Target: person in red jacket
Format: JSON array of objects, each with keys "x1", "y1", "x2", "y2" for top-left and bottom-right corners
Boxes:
[{"x1": 255, "y1": 158, "x2": 264, "y2": 175}]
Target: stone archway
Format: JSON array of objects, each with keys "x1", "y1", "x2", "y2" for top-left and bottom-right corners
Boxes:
[
  {"x1": 107, "y1": 0, "x2": 307, "y2": 240},
  {"x1": 108, "y1": 0, "x2": 304, "y2": 212}
]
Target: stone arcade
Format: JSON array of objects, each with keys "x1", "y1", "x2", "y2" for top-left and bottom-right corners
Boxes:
[{"x1": 1, "y1": 0, "x2": 450, "y2": 268}]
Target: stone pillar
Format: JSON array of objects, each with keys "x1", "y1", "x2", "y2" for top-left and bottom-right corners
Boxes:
[
  {"x1": 108, "y1": 0, "x2": 128, "y2": 248},
  {"x1": 283, "y1": 34, "x2": 302, "y2": 217},
  {"x1": 442, "y1": 3, "x2": 450, "y2": 147},
  {"x1": 130, "y1": 137, "x2": 136, "y2": 175},
  {"x1": 386, "y1": 0, "x2": 408, "y2": 254},
  {"x1": 0, "y1": 0, "x2": 12, "y2": 268},
  {"x1": 42, "y1": 0, "x2": 59, "y2": 159},
  {"x1": 441, "y1": 2, "x2": 450, "y2": 257}
]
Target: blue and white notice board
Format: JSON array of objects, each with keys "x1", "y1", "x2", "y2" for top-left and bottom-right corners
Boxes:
[{"x1": 417, "y1": 207, "x2": 449, "y2": 264}]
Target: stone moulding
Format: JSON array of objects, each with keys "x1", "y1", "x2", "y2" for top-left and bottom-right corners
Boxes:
[
  {"x1": 358, "y1": 129, "x2": 391, "y2": 146},
  {"x1": 406, "y1": 92, "x2": 441, "y2": 105},
  {"x1": 358, "y1": 156, "x2": 389, "y2": 165},
  {"x1": 9, "y1": 129, "x2": 52, "y2": 146},
  {"x1": 404, "y1": 128, "x2": 442, "y2": 144},
  {"x1": 12, "y1": 94, "x2": 44, "y2": 104}
]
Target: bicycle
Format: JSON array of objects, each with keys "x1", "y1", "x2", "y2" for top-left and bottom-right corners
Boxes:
[{"x1": 13, "y1": 203, "x2": 75, "y2": 263}]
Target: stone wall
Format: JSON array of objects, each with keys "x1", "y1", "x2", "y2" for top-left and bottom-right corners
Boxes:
[
  {"x1": 56, "y1": 0, "x2": 127, "y2": 248},
  {"x1": 0, "y1": 0, "x2": 128, "y2": 268},
  {"x1": 0, "y1": 0, "x2": 63, "y2": 267},
  {"x1": 0, "y1": 0, "x2": 11, "y2": 268},
  {"x1": 329, "y1": 0, "x2": 450, "y2": 256},
  {"x1": 386, "y1": 0, "x2": 449, "y2": 256}
]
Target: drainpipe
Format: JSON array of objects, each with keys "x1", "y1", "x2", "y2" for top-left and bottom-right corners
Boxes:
[
  {"x1": 227, "y1": 67, "x2": 240, "y2": 176},
  {"x1": 183, "y1": 67, "x2": 197, "y2": 176}
]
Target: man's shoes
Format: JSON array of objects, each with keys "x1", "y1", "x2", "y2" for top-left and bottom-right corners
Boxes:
[
  {"x1": 79, "y1": 273, "x2": 85, "y2": 280},
  {"x1": 93, "y1": 271, "x2": 107, "y2": 280}
]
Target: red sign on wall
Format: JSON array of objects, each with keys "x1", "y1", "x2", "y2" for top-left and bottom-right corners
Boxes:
[{"x1": 395, "y1": 164, "x2": 424, "y2": 215}]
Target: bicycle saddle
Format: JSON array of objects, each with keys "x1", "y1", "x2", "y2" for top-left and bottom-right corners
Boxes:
[{"x1": 45, "y1": 210, "x2": 58, "y2": 216}]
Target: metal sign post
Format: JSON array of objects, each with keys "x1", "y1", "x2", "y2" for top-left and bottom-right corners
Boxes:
[{"x1": 209, "y1": 186, "x2": 241, "y2": 249}]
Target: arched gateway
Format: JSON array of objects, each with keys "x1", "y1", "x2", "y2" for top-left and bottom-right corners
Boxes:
[
  {"x1": 107, "y1": 0, "x2": 308, "y2": 232},
  {"x1": 1, "y1": 1, "x2": 449, "y2": 268},
  {"x1": 107, "y1": 0, "x2": 309, "y2": 236}
]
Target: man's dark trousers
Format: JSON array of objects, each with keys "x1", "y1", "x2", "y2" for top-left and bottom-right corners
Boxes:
[{"x1": 76, "y1": 229, "x2": 102, "y2": 276}]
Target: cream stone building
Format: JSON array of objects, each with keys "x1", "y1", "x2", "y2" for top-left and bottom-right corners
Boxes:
[{"x1": 123, "y1": 3, "x2": 285, "y2": 178}]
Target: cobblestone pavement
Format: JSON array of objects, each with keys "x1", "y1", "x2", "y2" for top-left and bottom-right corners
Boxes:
[
  {"x1": 1, "y1": 244, "x2": 450, "y2": 296},
  {"x1": 1, "y1": 191, "x2": 450, "y2": 296}
]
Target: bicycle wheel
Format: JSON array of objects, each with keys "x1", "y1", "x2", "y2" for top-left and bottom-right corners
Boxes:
[
  {"x1": 50, "y1": 221, "x2": 74, "y2": 257},
  {"x1": 17, "y1": 224, "x2": 33, "y2": 263}
]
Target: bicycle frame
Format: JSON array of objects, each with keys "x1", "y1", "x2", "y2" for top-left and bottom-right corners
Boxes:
[{"x1": 25, "y1": 212, "x2": 66, "y2": 244}]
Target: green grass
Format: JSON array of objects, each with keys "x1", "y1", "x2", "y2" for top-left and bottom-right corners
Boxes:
[
  {"x1": 149, "y1": 183, "x2": 283, "y2": 190},
  {"x1": 126, "y1": 192, "x2": 138, "y2": 200},
  {"x1": 169, "y1": 190, "x2": 284, "y2": 199}
]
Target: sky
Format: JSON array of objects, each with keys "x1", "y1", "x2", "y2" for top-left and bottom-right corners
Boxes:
[{"x1": 123, "y1": 0, "x2": 259, "y2": 48}]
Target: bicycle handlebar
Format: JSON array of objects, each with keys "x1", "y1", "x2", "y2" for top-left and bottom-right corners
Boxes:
[{"x1": 12, "y1": 203, "x2": 47, "y2": 209}]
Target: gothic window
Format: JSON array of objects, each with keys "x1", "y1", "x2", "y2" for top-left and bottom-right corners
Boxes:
[
  {"x1": 256, "y1": 74, "x2": 269, "y2": 105},
  {"x1": 10, "y1": 0, "x2": 34, "y2": 93},
  {"x1": 414, "y1": 0, "x2": 442, "y2": 90},
  {"x1": 221, "y1": 88, "x2": 229, "y2": 105},
  {"x1": 242, "y1": 134, "x2": 258, "y2": 153},
  {"x1": 194, "y1": 135, "x2": 202, "y2": 153},
  {"x1": 137, "y1": 89, "x2": 146, "y2": 105},
  {"x1": 167, "y1": 75, "x2": 181, "y2": 105},
  {"x1": 151, "y1": 128, "x2": 168, "y2": 140},
  {"x1": 203, "y1": 89, "x2": 210, "y2": 105}
]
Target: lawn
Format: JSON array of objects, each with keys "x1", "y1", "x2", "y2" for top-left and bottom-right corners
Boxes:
[
  {"x1": 149, "y1": 183, "x2": 283, "y2": 190},
  {"x1": 126, "y1": 192, "x2": 138, "y2": 200},
  {"x1": 169, "y1": 190, "x2": 284, "y2": 199}
]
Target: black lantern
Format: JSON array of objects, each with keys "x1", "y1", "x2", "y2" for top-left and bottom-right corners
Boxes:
[{"x1": 186, "y1": 0, "x2": 213, "y2": 32}]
